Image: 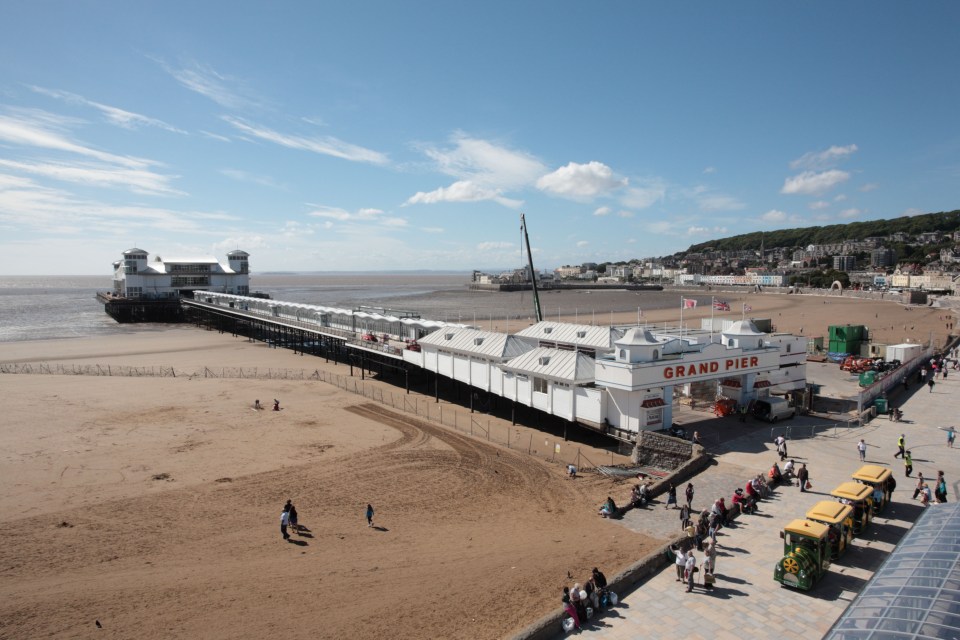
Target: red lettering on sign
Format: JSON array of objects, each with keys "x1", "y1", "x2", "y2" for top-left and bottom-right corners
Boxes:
[
  {"x1": 725, "y1": 359, "x2": 734, "y2": 370},
  {"x1": 750, "y1": 356, "x2": 758, "y2": 367},
  {"x1": 710, "y1": 362, "x2": 719, "y2": 373},
  {"x1": 664, "y1": 367, "x2": 673, "y2": 379},
  {"x1": 740, "y1": 357, "x2": 748, "y2": 368},
  {"x1": 675, "y1": 366, "x2": 686, "y2": 377},
  {"x1": 698, "y1": 363, "x2": 709, "y2": 375}
]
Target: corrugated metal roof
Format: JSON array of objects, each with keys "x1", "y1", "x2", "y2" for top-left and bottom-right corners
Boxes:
[
  {"x1": 500, "y1": 347, "x2": 596, "y2": 384},
  {"x1": 161, "y1": 256, "x2": 221, "y2": 264},
  {"x1": 514, "y1": 321, "x2": 622, "y2": 351},
  {"x1": 418, "y1": 328, "x2": 534, "y2": 360}
]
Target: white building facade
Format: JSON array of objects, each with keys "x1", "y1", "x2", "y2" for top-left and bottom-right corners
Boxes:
[{"x1": 112, "y1": 248, "x2": 251, "y2": 299}]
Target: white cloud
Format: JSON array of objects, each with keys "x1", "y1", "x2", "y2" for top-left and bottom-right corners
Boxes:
[
  {"x1": 382, "y1": 217, "x2": 408, "y2": 227},
  {"x1": 422, "y1": 227, "x2": 444, "y2": 234},
  {"x1": 0, "y1": 159, "x2": 182, "y2": 196},
  {"x1": 697, "y1": 193, "x2": 745, "y2": 212},
  {"x1": 688, "y1": 225, "x2": 728, "y2": 236},
  {"x1": 28, "y1": 86, "x2": 186, "y2": 133},
  {"x1": 808, "y1": 201, "x2": 830, "y2": 210},
  {"x1": 780, "y1": 169, "x2": 850, "y2": 195},
  {"x1": 220, "y1": 168, "x2": 283, "y2": 189},
  {"x1": 223, "y1": 116, "x2": 388, "y2": 165},
  {"x1": 789, "y1": 144, "x2": 858, "y2": 170},
  {"x1": 0, "y1": 172, "x2": 229, "y2": 235},
  {"x1": 159, "y1": 59, "x2": 258, "y2": 110},
  {"x1": 593, "y1": 206, "x2": 611, "y2": 216},
  {"x1": 307, "y1": 206, "x2": 387, "y2": 222},
  {"x1": 404, "y1": 179, "x2": 522, "y2": 208},
  {"x1": 904, "y1": 207, "x2": 924, "y2": 217},
  {"x1": 536, "y1": 161, "x2": 627, "y2": 200},
  {"x1": 200, "y1": 130, "x2": 231, "y2": 142},
  {"x1": 0, "y1": 109, "x2": 154, "y2": 169},
  {"x1": 839, "y1": 208, "x2": 861, "y2": 219},
  {"x1": 834, "y1": 193, "x2": 847, "y2": 202},
  {"x1": 477, "y1": 241, "x2": 513, "y2": 251},
  {"x1": 576, "y1": 240, "x2": 589, "y2": 247},
  {"x1": 423, "y1": 133, "x2": 545, "y2": 190},
  {"x1": 703, "y1": 166, "x2": 716, "y2": 174},
  {"x1": 859, "y1": 183, "x2": 879, "y2": 192},
  {"x1": 620, "y1": 179, "x2": 667, "y2": 209},
  {"x1": 761, "y1": 209, "x2": 788, "y2": 222},
  {"x1": 617, "y1": 210, "x2": 635, "y2": 218}
]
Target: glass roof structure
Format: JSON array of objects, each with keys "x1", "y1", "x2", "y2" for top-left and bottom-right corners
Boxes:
[{"x1": 824, "y1": 502, "x2": 960, "y2": 640}]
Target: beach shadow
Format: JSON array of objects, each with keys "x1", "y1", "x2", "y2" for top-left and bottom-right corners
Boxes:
[
  {"x1": 717, "y1": 575, "x2": 750, "y2": 585},
  {"x1": 297, "y1": 532, "x2": 314, "y2": 538},
  {"x1": 372, "y1": 525, "x2": 389, "y2": 532},
  {"x1": 287, "y1": 539, "x2": 308, "y2": 546},
  {"x1": 717, "y1": 546, "x2": 749, "y2": 555}
]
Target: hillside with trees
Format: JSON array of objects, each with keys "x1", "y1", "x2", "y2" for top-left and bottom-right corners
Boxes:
[{"x1": 685, "y1": 209, "x2": 960, "y2": 253}]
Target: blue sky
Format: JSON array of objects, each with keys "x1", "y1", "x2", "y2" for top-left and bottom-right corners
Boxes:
[{"x1": 1, "y1": 2, "x2": 958, "y2": 275}]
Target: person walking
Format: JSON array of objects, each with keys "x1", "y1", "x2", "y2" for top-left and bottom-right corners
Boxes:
[
  {"x1": 665, "y1": 483, "x2": 678, "y2": 510},
  {"x1": 904, "y1": 451, "x2": 913, "y2": 478},
  {"x1": 947, "y1": 426, "x2": 956, "y2": 448},
  {"x1": 680, "y1": 503, "x2": 692, "y2": 530},
  {"x1": 798, "y1": 463, "x2": 810, "y2": 492},
  {"x1": 285, "y1": 499, "x2": 299, "y2": 532},
  {"x1": 280, "y1": 504, "x2": 291, "y2": 540},
  {"x1": 928, "y1": 377, "x2": 936, "y2": 393},
  {"x1": 912, "y1": 473, "x2": 926, "y2": 500},
  {"x1": 935, "y1": 471, "x2": 948, "y2": 503},
  {"x1": 685, "y1": 482, "x2": 695, "y2": 509},
  {"x1": 858, "y1": 439, "x2": 867, "y2": 462},
  {"x1": 895, "y1": 434, "x2": 906, "y2": 459},
  {"x1": 365, "y1": 503, "x2": 375, "y2": 528},
  {"x1": 775, "y1": 435, "x2": 788, "y2": 461}
]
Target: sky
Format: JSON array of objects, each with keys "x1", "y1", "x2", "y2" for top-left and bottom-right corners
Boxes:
[{"x1": 0, "y1": 2, "x2": 958, "y2": 275}]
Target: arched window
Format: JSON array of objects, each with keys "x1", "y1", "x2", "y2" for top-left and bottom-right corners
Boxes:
[
  {"x1": 728, "y1": 339, "x2": 735, "y2": 347},
  {"x1": 620, "y1": 349, "x2": 626, "y2": 359},
  {"x1": 786, "y1": 343, "x2": 792, "y2": 353},
  {"x1": 653, "y1": 349, "x2": 659, "y2": 360}
]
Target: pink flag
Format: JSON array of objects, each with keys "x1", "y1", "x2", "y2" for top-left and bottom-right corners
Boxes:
[
  {"x1": 683, "y1": 298, "x2": 698, "y2": 309},
  {"x1": 743, "y1": 304, "x2": 752, "y2": 312}
]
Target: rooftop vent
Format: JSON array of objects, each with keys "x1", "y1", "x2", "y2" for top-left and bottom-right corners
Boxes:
[
  {"x1": 543, "y1": 327, "x2": 553, "y2": 334},
  {"x1": 576, "y1": 331, "x2": 586, "y2": 338},
  {"x1": 473, "y1": 338, "x2": 484, "y2": 345},
  {"x1": 539, "y1": 356, "x2": 551, "y2": 365},
  {"x1": 445, "y1": 333, "x2": 454, "y2": 340}
]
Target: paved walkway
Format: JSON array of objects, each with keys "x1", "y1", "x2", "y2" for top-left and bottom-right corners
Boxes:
[{"x1": 564, "y1": 366, "x2": 960, "y2": 640}]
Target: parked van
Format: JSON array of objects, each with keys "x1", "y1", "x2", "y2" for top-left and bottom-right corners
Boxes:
[{"x1": 753, "y1": 397, "x2": 795, "y2": 423}]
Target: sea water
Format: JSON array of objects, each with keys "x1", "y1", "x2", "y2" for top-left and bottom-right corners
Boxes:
[{"x1": 0, "y1": 274, "x2": 467, "y2": 343}]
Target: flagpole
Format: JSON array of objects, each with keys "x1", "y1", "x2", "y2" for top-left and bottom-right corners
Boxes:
[
  {"x1": 679, "y1": 296, "x2": 684, "y2": 342},
  {"x1": 741, "y1": 302, "x2": 746, "y2": 322},
  {"x1": 710, "y1": 296, "x2": 715, "y2": 339}
]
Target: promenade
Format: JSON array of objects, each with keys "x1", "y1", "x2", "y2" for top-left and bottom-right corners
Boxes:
[{"x1": 565, "y1": 366, "x2": 959, "y2": 640}]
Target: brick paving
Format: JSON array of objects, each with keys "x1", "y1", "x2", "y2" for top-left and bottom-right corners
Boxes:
[{"x1": 558, "y1": 365, "x2": 960, "y2": 640}]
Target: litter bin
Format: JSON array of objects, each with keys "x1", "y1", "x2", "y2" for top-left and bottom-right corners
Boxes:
[{"x1": 875, "y1": 397, "x2": 887, "y2": 414}]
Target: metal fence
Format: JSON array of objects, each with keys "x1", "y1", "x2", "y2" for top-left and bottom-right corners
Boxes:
[{"x1": 0, "y1": 361, "x2": 621, "y2": 470}]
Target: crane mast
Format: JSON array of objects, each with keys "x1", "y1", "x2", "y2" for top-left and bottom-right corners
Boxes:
[{"x1": 520, "y1": 213, "x2": 543, "y2": 323}]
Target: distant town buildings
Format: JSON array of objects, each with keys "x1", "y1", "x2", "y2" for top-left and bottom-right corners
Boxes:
[{"x1": 471, "y1": 226, "x2": 960, "y2": 294}]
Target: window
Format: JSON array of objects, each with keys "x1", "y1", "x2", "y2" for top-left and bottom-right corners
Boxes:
[
  {"x1": 653, "y1": 349, "x2": 659, "y2": 360},
  {"x1": 538, "y1": 356, "x2": 550, "y2": 365},
  {"x1": 576, "y1": 331, "x2": 586, "y2": 338},
  {"x1": 534, "y1": 377, "x2": 548, "y2": 393}
]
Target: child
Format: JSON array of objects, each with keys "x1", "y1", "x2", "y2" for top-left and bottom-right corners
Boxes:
[{"x1": 366, "y1": 503, "x2": 374, "y2": 527}]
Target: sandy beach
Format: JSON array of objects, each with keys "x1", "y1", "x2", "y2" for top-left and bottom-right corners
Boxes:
[{"x1": 0, "y1": 291, "x2": 954, "y2": 639}]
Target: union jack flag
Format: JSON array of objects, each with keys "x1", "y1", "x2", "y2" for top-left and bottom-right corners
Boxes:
[
  {"x1": 713, "y1": 300, "x2": 730, "y2": 311},
  {"x1": 682, "y1": 298, "x2": 698, "y2": 309}
]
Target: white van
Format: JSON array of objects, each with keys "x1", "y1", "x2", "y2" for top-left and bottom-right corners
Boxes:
[{"x1": 753, "y1": 397, "x2": 795, "y2": 423}]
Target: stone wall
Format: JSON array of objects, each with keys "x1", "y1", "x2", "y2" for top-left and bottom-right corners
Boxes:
[{"x1": 630, "y1": 430, "x2": 692, "y2": 470}]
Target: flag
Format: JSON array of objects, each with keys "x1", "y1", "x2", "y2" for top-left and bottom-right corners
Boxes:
[
  {"x1": 683, "y1": 298, "x2": 698, "y2": 309},
  {"x1": 713, "y1": 300, "x2": 730, "y2": 311},
  {"x1": 743, "y1": 303, "x2": 753, "y2": 312}
]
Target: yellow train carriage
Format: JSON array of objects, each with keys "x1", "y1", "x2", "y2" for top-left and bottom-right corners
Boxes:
[
  {"x1": 851, "y1": 465, "x2": 894, "y2": 514},
  {"x1": 806, "y1": 501, "x2": 854, "y2": 559},
  {"x1": 831, "y1": 482, "x2": 874, "y2": 535}
]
